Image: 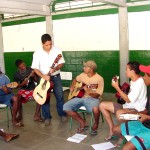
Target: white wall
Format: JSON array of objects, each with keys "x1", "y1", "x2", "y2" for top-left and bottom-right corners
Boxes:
[
  {"x1": 128, "y1": 11, "x2": 150, "y2": 50},
  {"x1": 53, "y1": 14, "x2": 119, "y2": 51},
  {"x1": 2, "y1": 22, "x2": 46, "y2": 52},
  {"x1": 2, "y1": 11, "x2": 150, "y2": 52}
]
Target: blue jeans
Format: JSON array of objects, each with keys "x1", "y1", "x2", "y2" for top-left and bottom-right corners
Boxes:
[{"x1": 42, "y1": 73, "x2": 66, "y2": 119}]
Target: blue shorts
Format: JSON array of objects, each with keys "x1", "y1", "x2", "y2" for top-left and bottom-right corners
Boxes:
[
  {"x1": 121, "y1": 121, "x2": 150, "y2": 150},
  {"x1": 0, "y1": 93, "x2": 14, "y2": 106},
  {"x1": 63, "y1": 97, "x2": 100, "y2": 113}
]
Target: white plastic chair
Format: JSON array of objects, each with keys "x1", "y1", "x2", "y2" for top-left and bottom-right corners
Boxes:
[{"x1": 60, "y1": 71, "x2": 72, "y2": 91}]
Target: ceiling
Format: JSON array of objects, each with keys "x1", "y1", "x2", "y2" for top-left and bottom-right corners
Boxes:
[{"x1": 0, "y1": 0, "x2": 150, "y2": 18}]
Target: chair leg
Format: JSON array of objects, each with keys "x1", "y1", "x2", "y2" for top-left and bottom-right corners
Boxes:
[
  {"x1": 70, "y1": 117, "x2": 73, "y2": 130},
  {"x1": 82, "y1": 112, "x2": 86, "y2": 120},
  {"x1": 10, "y1": 107, "x2": 13, "y2": 117},
  {"x1": 89, "y1": 112, "x2": 94, "y2": 134},
  {"x1": 120, "y1": 137, "x2": 127, "y2": 148},
  {"x1": 100, "y1": 112, "x2": 104, "y2": 122},
  {"x1": 6, "y1": 107, "x2": 9, "y2": 127}
]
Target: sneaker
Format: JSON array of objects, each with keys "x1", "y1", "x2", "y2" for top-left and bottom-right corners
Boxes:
[
  {"x1": 61, "y1": 116, "x2": 67, "y2": 122},
  {"x1": 44, "y1": 119, "x2": 51, "y2": 126}
]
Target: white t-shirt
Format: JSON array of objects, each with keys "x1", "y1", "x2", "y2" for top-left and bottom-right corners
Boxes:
[
  {"x1": 31, "y1": 46, "x2": 65, "y2": 76},
  {"x1": 123, "y1": 77, "x2": 147, "y2": 111}
]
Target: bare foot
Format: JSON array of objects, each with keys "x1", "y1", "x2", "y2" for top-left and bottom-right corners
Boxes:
[
  {"x1": 92, "y1": 123, "x2": 98, "y2": 131},
  {"x1": 16, "y1": 116, "x2": 22, "y2": 122},
  {"x1": 34, "y1": 117, "x2": 43, "y2": 122}
]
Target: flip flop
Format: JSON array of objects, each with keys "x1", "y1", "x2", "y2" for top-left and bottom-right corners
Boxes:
[
  {"x1": 77, "y1": 125, "x2": 89, "y2": 133},
  {"x1": 5, "y1": 134, "x2": 19, "y2": 142},
  {"x1": 34, "y1": 118, "x2": 44, "y2": 122},
  {"x1": 105, "y1": 135, "x2": 119, "y2": 141},
  {"x1": 13, "y1": 122, "x2": 24, "y2": 127},
  {"x1": 90, "y1": 130, "x2": 98, "y2": 135}
]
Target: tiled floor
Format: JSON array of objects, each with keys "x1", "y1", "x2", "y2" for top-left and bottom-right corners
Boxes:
[{"x1": 0, "y1": 91, "x2": 121, "y2": 150}]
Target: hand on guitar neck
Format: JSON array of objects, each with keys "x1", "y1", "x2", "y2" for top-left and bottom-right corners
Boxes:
[
  {"x1": 111, "y1": 75, "x2": 130, "y2": 104},
  {"x1": 19, "y1": 70, "x2": 35, "y2": 88},
  {"x1": 111, "y1": 75, "x2": 120, "y2": 89}
]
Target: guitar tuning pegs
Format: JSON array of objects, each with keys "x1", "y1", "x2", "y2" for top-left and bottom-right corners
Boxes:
[{"x1": 112, "y1": 75, "x2": 119, "y2": 83}]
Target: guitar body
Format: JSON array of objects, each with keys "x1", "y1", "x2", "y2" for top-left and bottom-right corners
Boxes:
[
  {"x1": 33, "y1": 78, "x2": 50, "y2": 105},
  {"x1": 33, "y1": 54, "x2": 62, "y2": 105},
  {"x1": 0, "y1": 82, "x2": 18, "y2": 89},
  {"x1": 115, "y1": 82, "x2": 130, "y2": 104},
  {"x1": 68, "y1": 82, "x2": 85, "y2": 100}
]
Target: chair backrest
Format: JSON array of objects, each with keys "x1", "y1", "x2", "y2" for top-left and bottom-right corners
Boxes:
[
  {"x1": 60, "y1": 71, "x2": 72, "y2": 91},
  {"x1": 60, "y1": 71, "x2": 72, "y2": 80}
]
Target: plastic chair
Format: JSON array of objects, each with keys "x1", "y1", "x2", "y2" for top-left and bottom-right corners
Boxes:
[
  {"x1": 0, "y1": 104, "x2": 10, "y2": 127},
  {"x1": 69, "y1": 106, "x2": 104, "y2": 133},
  {"x1": 60, "y1": 71, "x2": 72, "y2": 91}
]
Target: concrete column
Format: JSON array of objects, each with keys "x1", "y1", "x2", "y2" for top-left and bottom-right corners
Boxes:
[
  {"x1": 46, "y1": 15, "x2": 54, "y2": 43},
  {"x1": 118, "y1": 7, "x2": 129, "y2": 84},
  {"x1": 0, "y1": 15, "x2": 5, "y2": 73}
]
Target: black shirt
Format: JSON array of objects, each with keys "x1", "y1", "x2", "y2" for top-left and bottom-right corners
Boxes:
[{"x1": 14, "y1": 67, "x2": 38, "y2": 90}]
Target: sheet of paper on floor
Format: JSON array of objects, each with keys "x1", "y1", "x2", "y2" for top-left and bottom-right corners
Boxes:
[
  {"x1": 91, "y1": 141, "x2": 115, "y2": 150},
  {"x1": 67, "y1": 133, "x2": 87, "y2": 143}
]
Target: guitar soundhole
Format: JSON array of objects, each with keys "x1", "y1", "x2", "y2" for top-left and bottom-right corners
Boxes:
[{"x1": 37, "y1": 92, "x2": 43, "y2": 98}]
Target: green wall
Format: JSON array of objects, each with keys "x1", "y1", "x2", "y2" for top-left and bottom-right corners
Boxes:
[{"x1": 4, "y1": 50, "x2": 150, "y2": 93}]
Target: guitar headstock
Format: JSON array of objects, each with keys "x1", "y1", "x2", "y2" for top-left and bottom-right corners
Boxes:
[
  {"x1": 112, "y1": 75, "x2": 119, "y2": 83},
  {"x1": 7, "y1": 82, "x2": 18, "y2": 88}
]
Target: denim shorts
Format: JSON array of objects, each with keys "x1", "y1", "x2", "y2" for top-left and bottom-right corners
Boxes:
[
  {"x1": 63, "y1": 97, "x2": 100, "y2": 113},
  {"x1": 121, "y1": 121, "x2": 150, "y2": 150}
]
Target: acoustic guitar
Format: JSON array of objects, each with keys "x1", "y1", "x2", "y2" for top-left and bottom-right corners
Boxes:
[
  {"x1": 68, "y1": 82, "x2": 98, "y2": 100},
  {"x1": 0, "y1": 82, "x2": 18, "y2": 89},
  {"x1": 33, "y1": 54, "x2": 62, "y2": 105}
]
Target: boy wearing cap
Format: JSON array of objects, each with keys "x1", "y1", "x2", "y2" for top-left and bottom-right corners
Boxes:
[
  {"x1": 113, "y1": 65, "x2": 150, "y2": 150},
  {"x1": 63, "y1": 60, "x2": 104, "y2": 135}
]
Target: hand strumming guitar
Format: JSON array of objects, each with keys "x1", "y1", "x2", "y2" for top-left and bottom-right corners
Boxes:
[
  {"x1": 2, "y1": 85, "x2": 11, "y2": 94},
  {"x1": 42, "y1": 74, "x2": 50, "y2": 81}
]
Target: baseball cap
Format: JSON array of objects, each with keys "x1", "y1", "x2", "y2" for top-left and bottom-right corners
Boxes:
[
  {"x1": 139, "y1": 65, "x2": 150, "y2": 74},
  {"x1": 83, "y1": 60, "x2": 97, "y2": 70}
]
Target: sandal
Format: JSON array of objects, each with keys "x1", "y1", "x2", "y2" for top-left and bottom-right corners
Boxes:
[
  {"x1": 77, "y1": 125, "x2": 89, "y2": 133},
  {"x1": 90, "y1": 130, "x2": 98, "y2": 135},
  {"x1": 13, "y1": 122, "x2": 24, "y2": 127},
  {"x1": 105, "y1": 135, "x2": 119, "y2": 141},
  {"x1": 5, "y1": 134, "x2": 19, "y2": 142},
  {"x1": 34, "y1": 117, "x2": 44, "y2": 122}
]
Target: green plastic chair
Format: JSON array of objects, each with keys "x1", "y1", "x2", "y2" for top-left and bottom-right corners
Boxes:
[
  {"x1": 69, "y1": 106, "x2": 104, "y2": 133},
  {"x1": 0, "y1": 104, "x2": 10, "y2": 127}
]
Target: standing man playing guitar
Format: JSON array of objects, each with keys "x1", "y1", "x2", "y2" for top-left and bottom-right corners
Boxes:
[
  {"x1": 14, "y1": 59, "x2": 42, "y2": 122},
  {"x1": 31, "y1": 33, "x2": 67, "y2": 126},
  {"x1": 63, "y1": 60, "x2": 104, "y2": 135},
  {"x1": 0, "y1": 68, "x2": 23, "y2": 127}
]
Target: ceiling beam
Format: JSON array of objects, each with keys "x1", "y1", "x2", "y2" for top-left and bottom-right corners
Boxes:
[
  {"x1": 0, "y1": 0, "x2": 50, "y2": 15},
  {"x1": 90, "y1": 0, "x2": 126, "y2": 7},
  {"x1": 100, "y1": 0, "x2": 126, "y2": 7}
]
